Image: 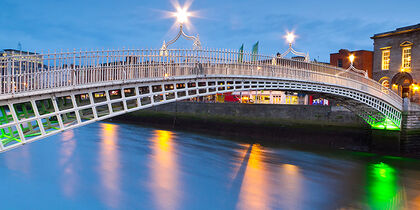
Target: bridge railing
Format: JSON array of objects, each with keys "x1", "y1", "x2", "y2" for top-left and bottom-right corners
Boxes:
[{"x1": 0, "y1": 49, "x2": 401, "y2": 108}]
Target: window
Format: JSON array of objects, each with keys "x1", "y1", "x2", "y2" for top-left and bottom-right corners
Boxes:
[
  {"x1": 337, "y1": 59, "x2": 343, "y2": 67},
  {"x1": 381, "y1": 49, "x2": 390, "y2": 70},
  {"x1": 402, "y1": 46, "x2": 411, "y2": 69}
]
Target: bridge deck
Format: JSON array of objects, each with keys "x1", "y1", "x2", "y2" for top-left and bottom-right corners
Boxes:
[{"x1": 0, "y1": 49, "x2": 404, "y2": 152}]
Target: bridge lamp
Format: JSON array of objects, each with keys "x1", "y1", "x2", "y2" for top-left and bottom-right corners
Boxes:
[
  {"x1": 161, "y1": 3, "x2": 202, "y2": 51},
  {"x1": 285, "y1": 32, "x2": 296, "y2": 44},
  {"x1": 280, "y1": 31, "x2": 310, "y2": 62},
  {"x1": 175, "y1": 7, "x2": 190, "y2": 24},
  {"x1": 349, "y1": 54, "x2": 355, "y2": 66}
]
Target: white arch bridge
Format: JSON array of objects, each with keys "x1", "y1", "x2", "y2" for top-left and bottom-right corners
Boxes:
[{"x1": 0, "y1": 49, "x2": 402, "y2": 152}]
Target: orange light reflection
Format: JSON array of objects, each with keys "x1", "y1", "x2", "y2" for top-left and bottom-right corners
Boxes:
[
  {"x1": 149, "y1": 130, "x2": 180, "y2": 210},
  {"x1": 413, "y1": 195, "x2": 420, "y2": 209},
  {"x1": 236, "y1": 144, "x2": 270, "y2": 210},
  {"x1": 279, "y1": 163, "x2": 302, "y2": 209},
  {"x1": 99, "y1": 123, "x2": 121, "y2": 208}
]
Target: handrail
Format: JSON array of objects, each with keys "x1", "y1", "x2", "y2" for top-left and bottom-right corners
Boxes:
[{"x1": 0, "y1": 48, "x2": 402, "y2": 109}]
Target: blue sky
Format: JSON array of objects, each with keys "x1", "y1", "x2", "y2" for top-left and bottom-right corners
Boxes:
[{"x1": 0, "y1": 0, "x2": 419, "y2": 61}]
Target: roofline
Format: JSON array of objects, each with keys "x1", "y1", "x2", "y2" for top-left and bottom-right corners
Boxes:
[
  {"x1": 371, "y1": 26, "x2": 420, "y2": 39},
  {"x1": 1, "y1": 49, "x2": 37, "y2": 55},
  {"x1": 330, "y1": 49, "x2": 373, "y2": 55}
]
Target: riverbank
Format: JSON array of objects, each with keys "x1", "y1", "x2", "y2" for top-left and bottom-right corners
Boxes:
[{"x1": 111, "y1": 102, "x2": 420, "y2": 157}]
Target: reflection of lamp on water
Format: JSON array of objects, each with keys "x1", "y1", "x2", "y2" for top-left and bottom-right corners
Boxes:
[{"x1": 160, "y1": 4, "x2": 202, "y2": 55}]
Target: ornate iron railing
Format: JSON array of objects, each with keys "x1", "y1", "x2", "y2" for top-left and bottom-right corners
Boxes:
[{"x1": 0, "y1": 49, "x2": 402, "y2": 109}]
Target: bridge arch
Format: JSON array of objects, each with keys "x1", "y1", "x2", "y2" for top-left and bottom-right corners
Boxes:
[
  {"x1": 0, "y1": 75, "x2": 401, "y2": 152},
  {"x1": 0, "y1": 49, "x2": 403, "y2": 152}
]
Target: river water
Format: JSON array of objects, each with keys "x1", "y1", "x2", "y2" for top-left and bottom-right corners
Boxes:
[{"x1": 0, "y1": 122, "x2": 420, "y2": 210}]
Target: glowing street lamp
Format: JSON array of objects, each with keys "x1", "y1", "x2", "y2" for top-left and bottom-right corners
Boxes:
[
  {"x1": 336, "y1": 54, "x2": 369, "y2": 78},
  {"x1": 160, "y1": 3, "x2": 202, "y2": 54},
  {"x1": 280, "y1": 31, "x2": 310, "y2": 62},
  {"x1": 349, "y1": 54, "x2": 355, "y2": 65},
  {"x1": 412, "y1": 84, "x2": 419, "y2": 92},
  {"x1": 175, "y1": 7, "x2": 190, "y2": 24},
  {"x1": 286, "y1": 32, "x2": 295, "y2": 44}
]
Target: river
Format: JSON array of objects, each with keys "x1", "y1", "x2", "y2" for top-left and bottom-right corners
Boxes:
[{"x1": 0, "y1": 122, "x2": 419, "y2": 209}]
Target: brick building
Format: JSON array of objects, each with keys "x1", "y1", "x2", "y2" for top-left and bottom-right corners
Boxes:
[
  {"x1": 330, "y1": 49, "x2": 373, "y2": 78},
  {"x1": 371, "y1": 23, "x2": 420, "y2": 102}
]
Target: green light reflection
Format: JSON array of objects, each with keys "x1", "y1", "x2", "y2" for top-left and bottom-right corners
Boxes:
[{"x1": 367, "y1": 162, "x2": 403, "y2": 210}]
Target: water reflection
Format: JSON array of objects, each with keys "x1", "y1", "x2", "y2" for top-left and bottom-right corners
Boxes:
[
  {"x1": 415, "y1": 195, "x2": 420, "y2": 209},
  {"x1": 59, "y1": 129, "x2": 78, "y2": 198},
  {"x1": 367, "y1": 162, "x2": 404, "y2": 209},
  {"x1": 1, "y1": 123, "x2": 420, "y2": 209},
  {"x1": 5, "y1": 142, "x2": 31, "y2": 175},
  {"x1": 279, "y1": 163, "x2": 302, "y2": 209},
  {"x1": 236, "y1": 144, "x2": 270, "y2": 210},
  {"x1": 149, "y1": 130, "x2": 180, "y2": 210},
  {"x1": 99, "y1": 123, "x2": 121, "y2": 208}
]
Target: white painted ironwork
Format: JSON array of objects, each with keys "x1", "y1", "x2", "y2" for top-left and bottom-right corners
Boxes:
[
  {"x1": 336, "y1": 56, "x2": 369, "y2": 78},
  {"x1": 280, "y1": 32, "x2": 310, "y2": 62},
  {"x1": 161, "y1": 24, "x2": 202, "y2": 55},
  {"x1": 280, "y1": 42, "x2": 310, "y2": 62},
  {"x1": 0, "y1": 48, "x2": 403, "y2": 152}
]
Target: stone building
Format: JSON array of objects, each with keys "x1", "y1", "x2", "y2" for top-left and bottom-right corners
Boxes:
[
  {"x1": 371, "y1": 23, "x2": 420, "y2": 102},
  {"x1": 330, "y1": 49, "x2": 373, "y2": 78},
  {"x1": 0, "y1": 49, "x2": 43, "y2": 92}
]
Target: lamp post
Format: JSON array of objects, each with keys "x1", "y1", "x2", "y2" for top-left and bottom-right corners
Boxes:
[
  {"x1": 336, "y1": 54, "x2": 369, "y2": 78},
  {"x1": 280, "y1": 32, "x2": 310, "y2": 62},
  {"x1": 349, "y1": 54, "x2": 355, "y2": 66},
  {"x1": 160, "y1": 6, "x2": 202, "y2": 55}
]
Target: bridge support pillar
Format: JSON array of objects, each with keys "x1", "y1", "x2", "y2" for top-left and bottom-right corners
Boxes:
[{"x1": 401, "y1": 99, "x2": 420, "y2": 130}]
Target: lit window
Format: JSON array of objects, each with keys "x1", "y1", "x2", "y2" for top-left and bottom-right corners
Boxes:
[
  {"x1": 402, "y1": 46, "x2": 411, "y2": 69},
  {"x1": 381, "y1": 49, "x2": 390, "y2": 70}
]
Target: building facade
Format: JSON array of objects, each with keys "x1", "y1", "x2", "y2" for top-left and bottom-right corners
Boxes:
[
  {"x1": 330, "y1": 49, "x2": 373, "y2": 78},
  {"x1": 371, "y1": 23, "x2": 420, "y2": 102},
  {"x1": 0, "y1": 49, "x2": 43, "y2": 92}
]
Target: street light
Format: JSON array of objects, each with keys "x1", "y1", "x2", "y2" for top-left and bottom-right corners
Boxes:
[
  {"x1": 285, "y1": 32, "x2": 295, "y2": 44},
  {"x1": 336, "y1": 54, "x2": 368, "y2": 78},
  {"x1": 175, "y1": 7, "x2": 190, "y2": 24},
  {"x1": 160, "y1": 3, "x2": 202, "y2": 54},
  {"x1": 349, "y1": 54, "x2": 355, "y2": 65},
  {"x1": 280, "y1": 31, "x2": 310, "y2": 62}
]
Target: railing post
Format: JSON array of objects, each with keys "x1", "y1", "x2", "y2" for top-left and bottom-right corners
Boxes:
[
  {"x1": 6, "y1": 57, "x2": 11, "y2": 94},
  {"x1": 11, "y1": 56, "x2": 15, "y2": 94}
]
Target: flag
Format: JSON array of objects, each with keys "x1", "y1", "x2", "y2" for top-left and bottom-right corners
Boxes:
[
  {"x1": 238, "y1": 44, "x2": 244, "y2": 62},
  {"x1": 252, "y1": 41, "x2": 259, "y2": 61}
]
